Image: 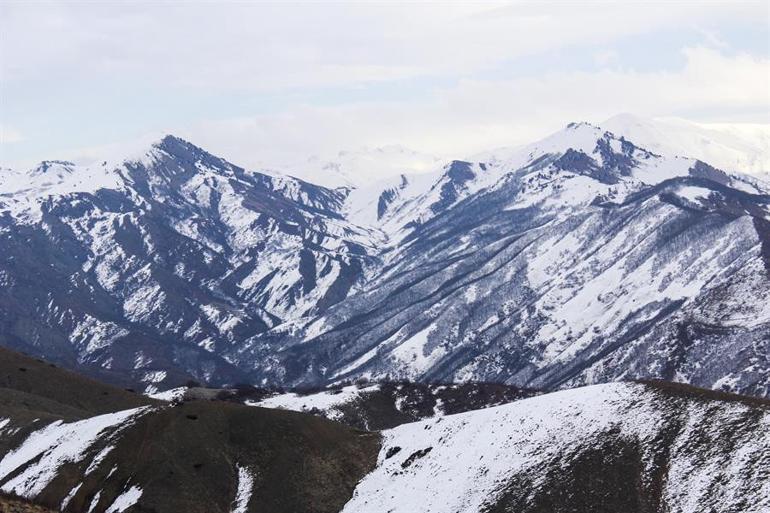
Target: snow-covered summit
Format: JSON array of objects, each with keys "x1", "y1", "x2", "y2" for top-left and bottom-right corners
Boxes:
[
  {"x1": 0, "y1": 134, "x2": 290, "y2": 222},
  {"x1": 282, "y1": 144, "x2": 445, "y2": 188},
  {"x1": 366, "y1": 119, "x2": 765, "y2": 245},
  {"x1": 601, "y1": 113, "x2": 770, "y2": 177}
]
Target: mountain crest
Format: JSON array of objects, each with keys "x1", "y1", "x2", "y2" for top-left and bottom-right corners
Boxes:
[{"x1": 29, "y1": 160, "x2": 77, "y2": 175}]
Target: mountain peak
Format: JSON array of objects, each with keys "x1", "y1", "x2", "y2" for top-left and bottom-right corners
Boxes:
[
  {"x1": 130, "y1": 134, "x2": 235, "y2": 173},
  {"x1": 28, "y1": 160, "x2": 76, "y2": 176},
  {"x1": 146, "y1": 134, "x2": 202, "y2": 158},
  {"x1": 152, "y1": 133, "x2": 192, "y2": 149},
  {"x1": 565, "y1": 121, "x2": 601, "y2": 131}
]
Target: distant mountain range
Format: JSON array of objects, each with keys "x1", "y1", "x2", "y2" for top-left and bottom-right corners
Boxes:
[
  {"x1": 0, "y1": 114, "x2": 768, "y2": 398},
  {"x1": 279, "y1": 144, "x2": 444, "y2": 188},
  {"x1": 273, "y1": 113, "x2": 770, "y2": 188}
]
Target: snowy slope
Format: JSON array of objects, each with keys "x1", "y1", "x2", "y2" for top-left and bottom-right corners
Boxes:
[
  {"x1": 602, "y1": 113, "x2": 770, "y2": 177},
  {"x1": 3, "y1": 346, "x2": 768, "y2": 513},
  {"x1": 0, "y1": 407, "x2": 151, "y2": 499},
  {"x1": 253, "y1": 384, "x2": 382, "y2": 421},
  {"x1": 342, "y1": 382, "x2": 770, "y2": 513},
  {"x1": 0, "y1": 347, "x2": 378, "y2": 513},
  {"x1": 259, "y1": 122, "x2": 770, "y2": 398}
]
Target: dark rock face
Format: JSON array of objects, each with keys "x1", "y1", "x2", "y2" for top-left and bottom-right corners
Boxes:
[
  {"x1": 377, "y1": 187, "x2": 399, "y2": 219},
  {"x1": 431, "y1": 160, "x2": 476, "y2": 213},
  {"x1": 689, "y1": 159, "x2": 732, "y2": 186},
  {"x1": 554, "y1": 148, "x2": 617, "y2": 183}
]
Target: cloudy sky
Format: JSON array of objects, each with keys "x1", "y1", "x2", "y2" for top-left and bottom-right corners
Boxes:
[{"x1": 1, "y1": 1, "x2": 768, "y2": 169}]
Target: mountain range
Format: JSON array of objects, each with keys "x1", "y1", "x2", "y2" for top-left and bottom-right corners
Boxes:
[
  {"x1": 1, "y1": 114, "x2": 770, "y2": 512},
  {"x1": 0, "y1": 114, "x2": 768, "y2": 399}
]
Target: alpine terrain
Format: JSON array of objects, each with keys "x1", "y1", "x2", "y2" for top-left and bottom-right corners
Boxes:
[
  {"x1": 4, "y1": 1, "x2": 768, "y2": 510},
  {"x1": 0, "y1": 114, "x2": 768, "y2": 399}
]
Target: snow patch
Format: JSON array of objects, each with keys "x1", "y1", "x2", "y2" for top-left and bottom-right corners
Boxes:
[
  {"x1": 105, "y1": 485, "x2": 143, "y2": 513},
  {"x1": 252, "y1": 384, "x2": 380, "y2": 420},
  {"x1": 0, "y1": 407, "x2": 150, "y2": 499},
  {"x1": 230, "y1": 465, "x2": 254, "y2": 513}
]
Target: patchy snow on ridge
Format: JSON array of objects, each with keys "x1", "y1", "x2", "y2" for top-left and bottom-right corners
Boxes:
[
  {"x1": 342, "y1": 382, "x2": 770, "y2": 513},
  {"x1": 251, "y1": 384, "x2": 380, "y2": 420},
  {"x1": 676, "y1": 185, "x2": 713, "y2": 203},
  {"x1": 0, "y1": 406, "x2": 150, "y2": 498},
  {"x1": 147, "y1": 387, "x2": 188, "y2": 402},
  {"x1": 60, "y1": 482, "x2": 83, "y2": 511}
]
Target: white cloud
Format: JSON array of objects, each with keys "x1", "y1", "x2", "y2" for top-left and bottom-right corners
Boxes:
[
  {"x1": 49, "y1": 44, "x2": 767, "y2": 176},
  {"x1": 160, "y1": 46, "x2": 768, "y2": 169},
  {"x1": 0, "y1": 125, "x2": 23, "y2": 144},
  {"x1": 1, "y1": 1, "x2": 765, "y2": 91},
  {"x1": 1, "y1": 1, "x2": 768, "y2": 168},
  {"x1": 593, "y1": 50, "x2": 620, "y2": 69}
]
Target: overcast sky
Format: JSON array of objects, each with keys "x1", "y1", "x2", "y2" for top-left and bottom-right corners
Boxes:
[{"x1": 1, "y1": 1, "x2": 768, "y2": 169}]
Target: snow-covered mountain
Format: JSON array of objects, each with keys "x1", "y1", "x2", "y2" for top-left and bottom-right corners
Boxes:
[
  {"x1": 277, "y1": 144, "x2": 444, "y2": 188},
  {"x1": 602, "y1": 113, "x2": 770, "y2": 177},
  {"x1": 0, "y1": 136, "x2": 383, "y2": 388},
  {"x1": 257, "y1": 122, "x2": 770, "y2": 398},
  {"x1": 1, "y1": 117, "x2": 769, "y2": 398}
]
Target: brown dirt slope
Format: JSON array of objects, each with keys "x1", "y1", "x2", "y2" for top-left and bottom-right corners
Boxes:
[
  {"x1": 0, "y1": 345, "x2": 153, "y2": 420},
  {"x1": 0, "y1": 493, "x2": 56, "y2": 513},
  {"x1": 0, "y1": 347, "x2": 381, "y2": 513}
]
